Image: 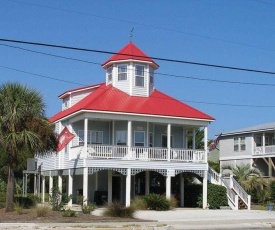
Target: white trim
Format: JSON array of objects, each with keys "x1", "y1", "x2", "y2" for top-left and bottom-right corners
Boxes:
[
  {"x1": 220, "y1": 155, "x2": 252, "y2": 160},
  {"x1": 59, "y1": 85, "x2": 101, "y2": 99}
]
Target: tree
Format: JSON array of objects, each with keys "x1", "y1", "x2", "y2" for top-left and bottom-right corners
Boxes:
[
  {"x1": 188, "y1": 128, "x2": 205, "y2": 149},
  {"x1": 0, "y1": 82, "x2": 57, "y2": 212}
]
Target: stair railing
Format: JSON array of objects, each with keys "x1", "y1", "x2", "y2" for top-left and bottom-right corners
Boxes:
[{"x1": 231, "y1": 176, "x2": 251, "y2": 210}]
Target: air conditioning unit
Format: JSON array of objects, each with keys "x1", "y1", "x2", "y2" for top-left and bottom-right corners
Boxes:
[{"x1": 27, "y1": 158, "x2": 37, "y2": 171}]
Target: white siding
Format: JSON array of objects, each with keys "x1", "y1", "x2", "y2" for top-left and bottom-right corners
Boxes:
[
  {"x1": 71, "y1": 89, "x2": 95, "y2": 107},
  {"x1": 62, "y1": 97, "x2": 70, "y2": 111},
  {"x1": 113, "y1": 63, "x2": 131, "y2": 95}
]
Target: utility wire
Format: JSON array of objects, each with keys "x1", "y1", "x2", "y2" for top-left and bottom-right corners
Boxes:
[
  {"x1": 1, "y1": 38, "x2": 275, "y2": 76},
  {"x1": 6, "y1": 0, "x2": 275, "y2": 53},
  {"x1": 1, "y1": 43, "x2": 275, "y2": 87},
  {"x1": 1, "y1": 64, "x2": 275, "y2": 108}
]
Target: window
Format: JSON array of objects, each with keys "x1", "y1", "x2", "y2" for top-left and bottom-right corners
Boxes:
[
  {"x1": 135, "y1": 65, "x2": 145, "y2": 87},
  {"x1": 149, "y1": 68, "x2": 154, "y2": 84},
  {"x1": 116, "y1": 130, "x2": 127, "y2": 145},
  {"x1": 234, "y1": 136, "x2": 246, "y2": 151},
  {"x1": 265, "y1": 136, "x2": 270, "y2": 146},
  {"x1": 107, "y1": 67, "x2": 113, "y2": 82},
  {"x1": 134, "y1": 131, "x2": 145, "y2": 146},
  {"x1": 78, "y1": 130, "x2": 84, "y2": 146},
  {"x1": 118, "y1": 65, "x2": 127, "y2": 81},
  {"x1": 255, "y1": 136, "x2": 262, "y2": 147},
  {"x1": 91, "y1": 131, "x2": 103, "y2": 144}
]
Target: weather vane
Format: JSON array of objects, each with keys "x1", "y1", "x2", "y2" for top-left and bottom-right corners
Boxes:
[{"x1": 130, "y1": 27, "x2": 134, "y2": 41}]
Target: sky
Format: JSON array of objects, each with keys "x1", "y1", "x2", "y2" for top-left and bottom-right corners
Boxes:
[{"x1": 1, "y1": 0, "x2": 275, "y2": 139}]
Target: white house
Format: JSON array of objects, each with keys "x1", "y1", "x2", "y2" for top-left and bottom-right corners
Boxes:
[
  {"x1": 24, "y1": 42, "x2": 216, "y2": 209},
  {"x1": 219, "y1": 122, "x2": 275, "y2": 178}
]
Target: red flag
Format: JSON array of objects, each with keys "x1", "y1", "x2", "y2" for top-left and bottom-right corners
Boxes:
[
  {"x1": 57, "y1": 127, "x2": 75, "y2": 152},
  {"x1": 208, "y1": 133, "x2": 222, "y2": 151}
]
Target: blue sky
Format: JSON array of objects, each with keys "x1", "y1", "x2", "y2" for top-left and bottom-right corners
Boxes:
[{"x1": 1, "y1": 0, "x2": 275, "y2": 139}]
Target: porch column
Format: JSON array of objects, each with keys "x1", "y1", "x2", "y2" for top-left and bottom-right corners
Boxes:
[
  {"x1": 83, "y1": 167, "x2": 88, "y2": 205},
  {"x1": 112, "y1": 121, "x2": 115, "y2": 145},
  {"x1": 180, "y1": 174, "x2": 184, "y2": 207},
  {"x1": 202, "y1": 170, "x2": 208, "y2": 209},
  {"x1": 58, "y1": 172, "x2": 62, "y2": 193},
  {"x1": 95, "y1": 171, "x2": 98, "y2": 191},
  {"x1": 41, "y1": 176, "x2": 45, "y2": 203},
  {"x1": 126, "y1": 168, "x2": 131, "y2": 207},
  {"x1": 167, "y1": 124, "x2": 171, "y2": 161},
  {"x1": 108, "y1": 170, "x2": 112, "y2": 204},
  {"x1": 128, "y1": 121, "x2": 132, "y2": 154},
  {"x1": 145, "y1": 171, "x2": 150, "y2": 195},
  {"x1": 49, "y1": 174, "x2": 53, "y2": 200},
  {"x1": 269, "y1": 158, "x2": 273, "y2": 178},
  {"x1": 166, "y1": 175, "x2": 171, "y2": 199},
  {"x1": 84, "y1": 118, "x2": 88, "y2": 160},
  {"x1": 204, "y1": 127, "x2": 208, "y2": 163},
  {"x1": 22, "y1": 174, "x2": 25, "y2": 197},
  {"x1": 147, "y1": 122, "x2": 150, "y2": 147},
  {"x1": 192, "y1": 128, "x2": 196, "y2": 149},
  {"x1": 262, "y1": 132, "x2": 265, "y2": 155},
  {"x1": 68, "y1": 169, "x2": 73, "y2": 207},
  {"x1": 34, "y1": 174, "x2": 37, "y2": 195}
]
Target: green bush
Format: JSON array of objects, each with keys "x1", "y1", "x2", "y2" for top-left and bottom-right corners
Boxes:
[
  {"x1": 143, "y1": 193, "x2": 169, "y2": 211},
  {"x1": 14, "y1": 195, "x2": 38, "y2": 209},
  {"x1": 184, "y1": 184, "x2": 202, "y2": 207},
  {"x1": 103, "y1": 202, "x2": 135, "y2": 218},
  {"x1": 270, "y1": 181, "x2": 275, "y2": 203},
  {"x1": 0, "y1": 192, "x2": 6, "y2": 208},
  {"x1": 63, "y1": 209, "x2": 77, "y2": 217},
  {"x1": 131, "y1": 196, "x2": 147, "y2": 210},
  {"x1": 0, "y1": 179, "x2": 6, "y2": 193},
  {"x1": 49, "y1": 187, "x2": 71, "y2": 211},
  {"x1": 82, "y1": 202, "x2": 96, "y2": 214}
]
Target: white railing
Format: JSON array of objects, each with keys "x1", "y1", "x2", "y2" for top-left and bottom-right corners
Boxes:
[
  {"x1": 208, "y1": 167, "x2": 221, "y2": 185},
  {"x1": 170, "y1": 148, "x2": 205, "y2": 162},
  {"x1": 85, "y1": 144, "x2": 205, "y2": 162},
  {"x1": 253, "y1": 145, "x2": 275, "y2": 155},
  {"x1": 220, "y1": 177, "x2": 239, "y2": 210},
  {"x1": 232, "y1": 177, "x2": 251, "y2": 209}
]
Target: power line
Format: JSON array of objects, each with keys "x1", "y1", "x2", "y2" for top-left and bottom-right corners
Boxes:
[
  {"x1": 1, "y1": 38, "x2": 275, "y2": 76},
  {"x1": 1, "y1": 64, "x2": 275, "y2": 108},
  {"x1": 1, "y1": 43, "x2": 275, "y2": 87},
  {"x1": 6, "y1": 0, "x2": 275, "y2": 53},
  {"x1": 254, "y1": 0, "x2": 275, "y2": 7}
]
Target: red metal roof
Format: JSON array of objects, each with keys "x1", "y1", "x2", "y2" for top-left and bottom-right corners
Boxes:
[
  {"x1": 102, "y1": 42, "x2": 159, "y2": 69},
  {"x1": 49, "y1": 83, "x2": 214, "y2": 122}
]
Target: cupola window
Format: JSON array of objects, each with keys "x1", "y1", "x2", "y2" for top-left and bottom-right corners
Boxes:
[
  {"x1": 107, "y1": 67, "x2": 113, "y2": 82},
  {"x1": 118, "y1": 65, "x2": 127, "y2": 81},
  {"x1": 135, "y1": 65, "x2": 145, "y2": 87}
]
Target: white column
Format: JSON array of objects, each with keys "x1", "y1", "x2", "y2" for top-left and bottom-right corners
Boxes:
[
  {"x1": 192, "y1": 128, "x2": 196, "y2": 149},
  {"x1": 263, "y1": 132, "x2": 265, "y2": 155},
  {"x1": 68, "y1": 170, "x2": 73, "y2": 207},
  {"x1": 34, "y1": 174, "x2": 37, "y2": 195},
  {"x1": 167, "y1": 124, "x2": 171, "y2": 161},
  {"x1": 84, "y1": 118, "x2": 88, "y2": 161},
  {"x1": 83, "y1": 167, "x2": 88, "y2": 205},
  {"x1": 147, "y1": 122, "x2": 150, "y2": 147},
  {"x1": 95, "y1": 171, "x2": 98, "y2": 191},
  {"x1": 58, "y1": 173, "x2": 62, "y2": 193},
  {"x1": 42, "y1": 176, "x2": 45, "y2": 203},
  {"x1": 126, "y1": 168, "x2": 131, "y2": 207},
  {"x1": 180, "y1": 174, "x2": 184, "y2": 207},
  {"x1": 202, "y1": 170, "x2": 208, "y2": 209},
  {"x1": 145, "y1": 171, "x2": 150, "y2": 195},
  {"x1": 166, "y1": 175, "x2": 171, "y2": 199},
  {"x1": 204, "y1": 127, "x2": 208, "y2": 163},
  {"x1": 128, "y1": 120, "x2": 132, "y2": 152},
  {"x1": 49, "y1": 174, "x2": 53, "y2": 200},
  {"x1": 108, "y1": 170, "x2": 112, "y2": 204},
  {"x1": 112, "y1": 121, "x2": 115, "y2": 145}
]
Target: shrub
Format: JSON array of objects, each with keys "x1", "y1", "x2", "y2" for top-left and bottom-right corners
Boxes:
[
  {"x1": 131, "y1": 196, "x2": 147, "y2": 210},
  {"x1": 169, "y1": 196, "x2": 178, "y2": 209},
  {"x1": 14, "y1": 195, "x2": 38, "y2": 209},
  {"x1": 82, "y1": 202, "x2": 96, "y2": 214},
  {"x1": 49, "y1": 187, "x2": 71, "y2": 211},
  {"x1": 270, "y1": 181, "x2": 275, "y2": 203},
  {"x1": 0, "y1": 179, "x2": 6, "y2": 193},
  {"x1": 0, "y1": 192, "x2": 6, "y2": 208},
  {"x1": 143, "y1": 193, "x2": 169, "y2": 211},
  {"x1": 36, "y1": 205, "x2": 49, "y2": 217},
  {"x1": 184, "y1": 184, "x2": 202, "y2": 207},
  {"x1": 103, "y1": 202, "x2": 135, "y2": 218},
  {"x1": 14, "y1": 202, "x2": 24, "y2": 215},
  {"x1": 62, "y1": 209, "x2": 77, "y2": 217}
]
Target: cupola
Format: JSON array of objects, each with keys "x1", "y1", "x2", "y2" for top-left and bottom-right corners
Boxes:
[{"x1": 102, "y1": 42, "x2": 159, "y2": 97}]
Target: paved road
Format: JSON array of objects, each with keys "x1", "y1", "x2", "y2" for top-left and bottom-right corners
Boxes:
[{"x1": 0, "y1": 208, "x2": 274, "y2": 229}]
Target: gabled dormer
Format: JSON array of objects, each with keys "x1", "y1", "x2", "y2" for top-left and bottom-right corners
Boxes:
[{"x1": 102, "y1": 42, "x2": 159, "y2": 97}]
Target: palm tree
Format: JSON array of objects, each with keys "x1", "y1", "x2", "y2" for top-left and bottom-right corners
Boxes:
[
  {"x1": 0, "y1": 82, "x2": 57, "y2": 212},
  {"x1": 222, "y1": 163, "x2": 265, "y2": 193}
]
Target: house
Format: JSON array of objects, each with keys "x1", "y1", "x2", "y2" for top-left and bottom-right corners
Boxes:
[
  {"x1": 219, "y1": 122, "x2": 275, "y2": 178},
  {"x1": 23, "y1": 42, "x2": 215, "y2": 209}
]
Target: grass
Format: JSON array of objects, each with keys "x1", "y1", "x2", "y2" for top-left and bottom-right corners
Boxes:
[
  {"x1": 36, "y1": 205, "x2": 50, "y2": 217},
  {"x1": 103, "y1": 202, "x2": 135, "y2": 218}
]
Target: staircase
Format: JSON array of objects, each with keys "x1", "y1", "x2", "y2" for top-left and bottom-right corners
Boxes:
[{"x1": 208, "y1": 167, "x2": 251, "y2": 210}]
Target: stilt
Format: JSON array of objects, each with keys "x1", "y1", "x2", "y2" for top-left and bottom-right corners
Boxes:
[
  {"x1": 108, "y1": 170, "x2": 112, "y2": 204},
  {"x1": 126, "y1": 168, "x2": 131, "y2": 207}
]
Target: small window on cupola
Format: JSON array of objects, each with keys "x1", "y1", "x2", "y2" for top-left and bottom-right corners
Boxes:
[
  {"x1": 118, "y1": 64, "x2": 127, "y2": 81},
  {"x1": 107, "y1": 66, "x2": 113, "y2": 82},
  {"x1": 135, "y1": 65, "x2": 145, "y2": 87}
]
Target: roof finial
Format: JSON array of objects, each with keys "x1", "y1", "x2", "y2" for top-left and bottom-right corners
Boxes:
[{"x1": 129, "y1": 27, "x2": 134, "y2": 42}]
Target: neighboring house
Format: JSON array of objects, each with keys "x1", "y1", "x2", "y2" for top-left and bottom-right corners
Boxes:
[
  {"x1": 24, "y1": 42, "x2": 215, "y2": 209},
  {"x1": 219, "y1": 122, "x2": 275, "y2": 178}
]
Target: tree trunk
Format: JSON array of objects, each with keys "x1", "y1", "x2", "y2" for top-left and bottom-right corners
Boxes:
[{"x1": 6, "y1": 165, "x2": 15, "y2": 212}]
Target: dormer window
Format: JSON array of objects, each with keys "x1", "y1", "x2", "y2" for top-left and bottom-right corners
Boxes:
[
  {"x1": 135, "y1": 65, "x2": 145, "y2": 87},
  {"x1": 107, "y1": 67, "x2": 113, "y2": 82},
  {"x1": 149, "y1": 67, "x2": 154, "y2": 84},
  {"x1": 118, "y1": 65, "x2": 127, "y2": 81}
]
